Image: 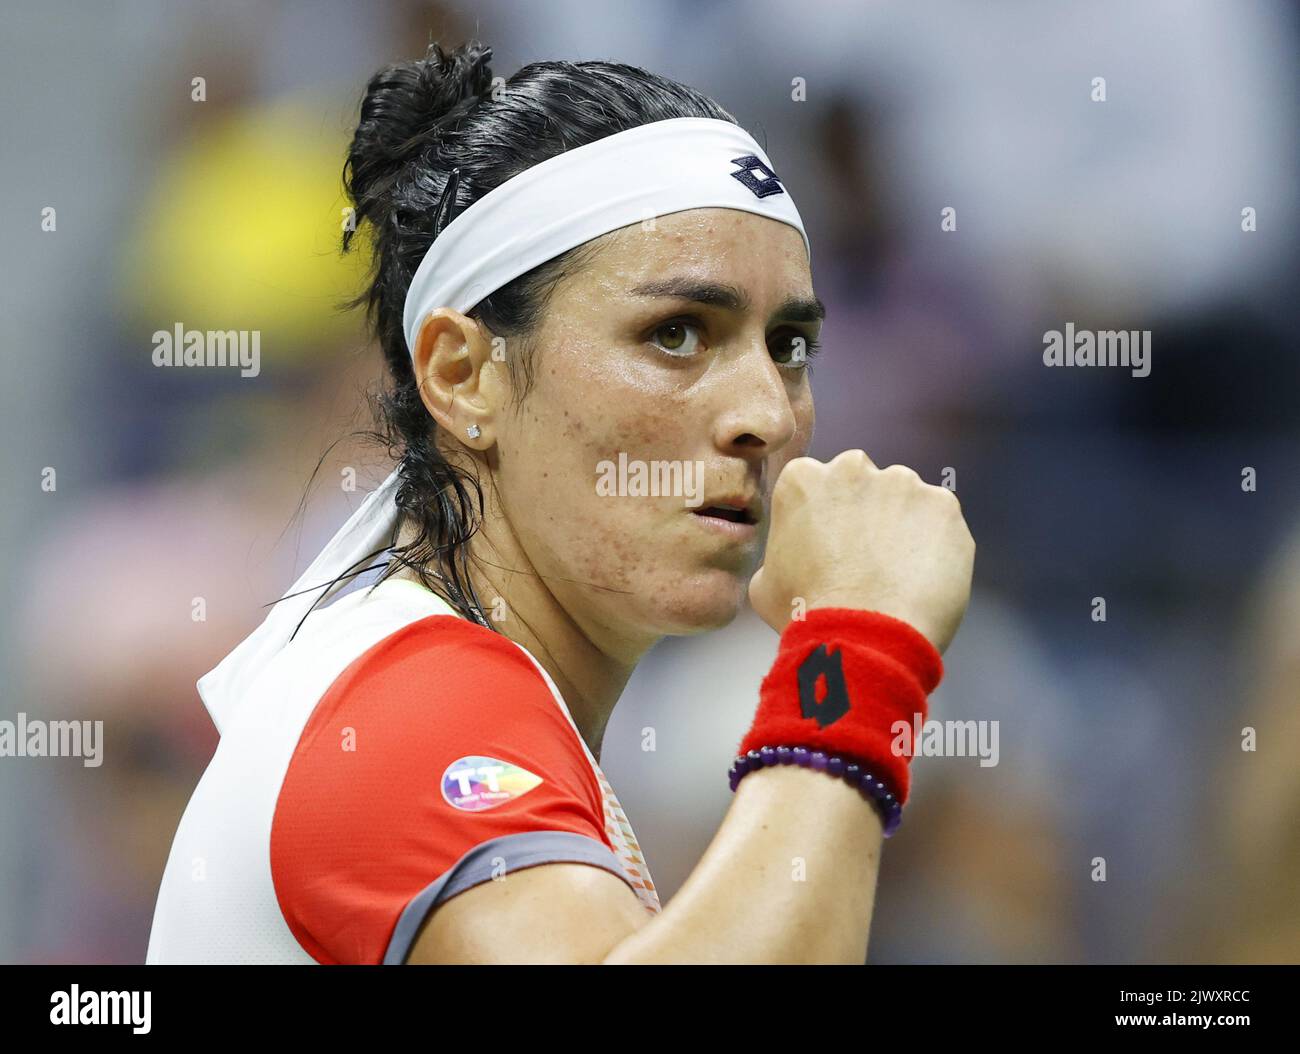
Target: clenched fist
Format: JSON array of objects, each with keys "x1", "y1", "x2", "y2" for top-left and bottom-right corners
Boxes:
[{"x1": 749, "y1": 450, "x2": 975, "y2": 653}]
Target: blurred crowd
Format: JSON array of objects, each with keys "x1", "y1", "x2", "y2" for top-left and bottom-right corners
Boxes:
[{"x1": 1, "y1": 0, "x2": 1296, "y2": 963}]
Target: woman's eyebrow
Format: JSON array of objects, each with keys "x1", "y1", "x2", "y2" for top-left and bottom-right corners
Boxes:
[{"x1": 628, "y1": 278, "x2": 825, "y2": 323}]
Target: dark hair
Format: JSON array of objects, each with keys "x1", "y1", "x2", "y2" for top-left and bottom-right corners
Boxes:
[{"x1": 298, "y1": 40, "x2": 738, "y2": 630}]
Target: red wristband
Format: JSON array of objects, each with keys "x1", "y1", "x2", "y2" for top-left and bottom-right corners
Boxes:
[{"x1": 737, "y1": 607, "x2": 944, "y2": 806}]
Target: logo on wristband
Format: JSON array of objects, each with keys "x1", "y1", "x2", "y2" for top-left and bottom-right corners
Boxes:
[{"x1": 797, "y1": 644, "x2": 850, "y2": 727}]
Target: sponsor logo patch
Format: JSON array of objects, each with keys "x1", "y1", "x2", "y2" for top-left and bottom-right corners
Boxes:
[{"x1": 441, "y1": 755, "x2": 543, "y2": 812}]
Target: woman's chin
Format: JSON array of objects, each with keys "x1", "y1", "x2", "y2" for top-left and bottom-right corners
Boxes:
[{"x1": 646, "y1": 573, "x2": 748, "y2": 635}]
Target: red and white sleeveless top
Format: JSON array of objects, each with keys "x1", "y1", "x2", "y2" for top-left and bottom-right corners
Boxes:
[{"x1": 146, "y1": 575, "x2": 660, "y2": 964}]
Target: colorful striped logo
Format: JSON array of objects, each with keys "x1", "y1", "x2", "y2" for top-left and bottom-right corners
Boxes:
[{"x1": 441, "y1": 755, "x2": 543, "y2": 812}]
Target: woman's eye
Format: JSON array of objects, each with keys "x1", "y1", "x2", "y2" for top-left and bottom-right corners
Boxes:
[
  {"x1": 772, "y1": 331, "x2": 822, "y2": 369},
  {"x1": 650, "y1": 320, "x2": 703, "y2": 358}
]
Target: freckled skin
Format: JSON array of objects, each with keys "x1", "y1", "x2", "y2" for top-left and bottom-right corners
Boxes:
[
  {"x1": 493, "y1": 209, "x2": 815, "y2": 635},
  {"x1": 401, "y1": 208, "x2": 818, "y2": 748}
]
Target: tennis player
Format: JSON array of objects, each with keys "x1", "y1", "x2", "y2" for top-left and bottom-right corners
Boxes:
[{"x1": 146, "y1": 41, "x2": 975, "y2": 965}]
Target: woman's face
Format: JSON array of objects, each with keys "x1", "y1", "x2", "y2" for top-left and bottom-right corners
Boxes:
[{"x1": 491, "y1": 206, "x2": 819, "y2": 645}]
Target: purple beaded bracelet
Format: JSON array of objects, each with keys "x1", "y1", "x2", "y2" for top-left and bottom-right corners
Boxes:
[{"x1": 728, "y1": 745, "x2": 904, "y2": 837}]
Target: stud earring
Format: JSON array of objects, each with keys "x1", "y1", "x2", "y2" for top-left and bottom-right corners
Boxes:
[{"x1": 466, "y1": 423, "x2": 481, "y2": 439}]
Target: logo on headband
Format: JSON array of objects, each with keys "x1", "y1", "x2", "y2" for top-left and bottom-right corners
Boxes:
[{"x1": 729, "y1": 155, "x2": 786, "y2": 199}]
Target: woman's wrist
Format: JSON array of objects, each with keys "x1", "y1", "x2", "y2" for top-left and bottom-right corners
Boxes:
[
  {"x1": 733, "y1": 607, "x2": 945, "y2": 837},
  {"x1": 729, "y1": 744, "x2": 903, "y2": 835}
]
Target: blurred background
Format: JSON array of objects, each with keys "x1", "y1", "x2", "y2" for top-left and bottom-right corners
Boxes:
[{"x1": 1, "y1": 0, "x2": 1296, "y2": 963}]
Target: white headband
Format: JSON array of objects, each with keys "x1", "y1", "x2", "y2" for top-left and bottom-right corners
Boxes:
[
  {"x1": 197, "y1": 117, "x2": 810, "y2": 733},
  {"x1": 403, "y1": 116, "x2": 810, "y2": 356}
]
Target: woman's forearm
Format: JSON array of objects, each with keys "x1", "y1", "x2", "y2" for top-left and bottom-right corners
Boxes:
[{"x1": 602, "y1": 763, "x2": 883, "y2": 964}]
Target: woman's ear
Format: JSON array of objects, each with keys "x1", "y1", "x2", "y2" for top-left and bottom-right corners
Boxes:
[{"x1": 409, "y1": 308, "x2": 498, "y2": 448}]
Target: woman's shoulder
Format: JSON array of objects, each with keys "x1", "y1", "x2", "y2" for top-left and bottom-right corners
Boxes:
[
  {"x1": 300, "y1": 576, "x2": 580, "y2": 741},
  {"x1": 267, "y1": 584, "x2": 615, "y2": 966},
  {"x1": 216, "y1": 576, "x2": 560, "y2": 739},
  {"x1": 285, "y1": 575, "x2": 492, "y2": 681}
]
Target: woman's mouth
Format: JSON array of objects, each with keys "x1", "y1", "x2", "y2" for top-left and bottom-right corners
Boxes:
[{"x1": 691, "y1": 504, "x2": 759, "y2": 540}]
